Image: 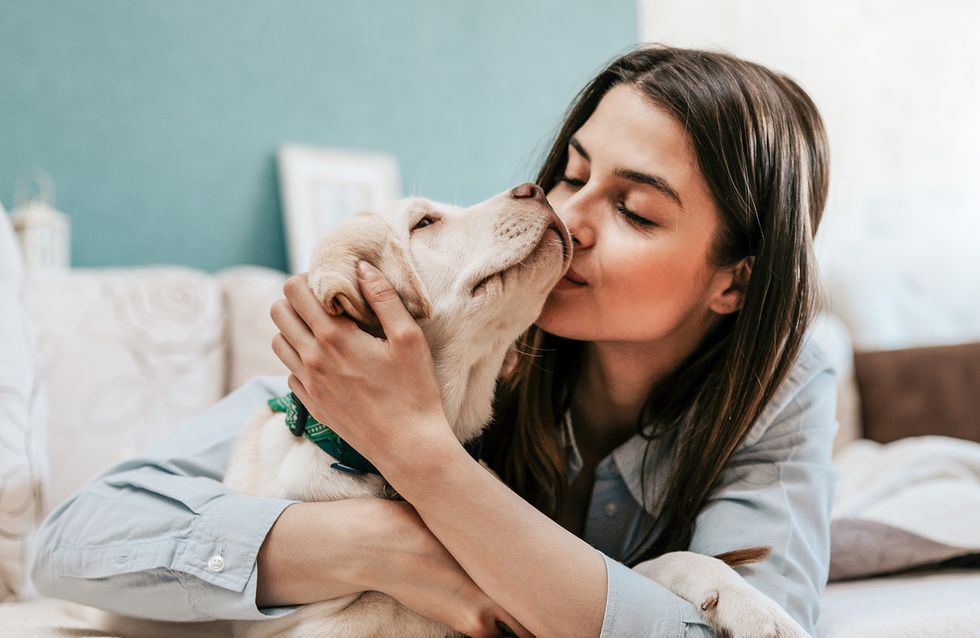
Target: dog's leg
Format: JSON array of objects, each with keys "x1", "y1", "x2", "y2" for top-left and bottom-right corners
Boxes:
[{"x1": 632, "y1": 551, "x2": 809, "y2": 638}]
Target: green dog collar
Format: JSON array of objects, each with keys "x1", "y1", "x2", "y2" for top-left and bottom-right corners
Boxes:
[{"x1": 268, "y1": 392, "x2": 484, "y2": 476}]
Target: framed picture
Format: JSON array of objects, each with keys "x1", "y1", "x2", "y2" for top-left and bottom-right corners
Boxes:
[{"x1": 277, "y1": 144, "x2": 401, "y2": 274}]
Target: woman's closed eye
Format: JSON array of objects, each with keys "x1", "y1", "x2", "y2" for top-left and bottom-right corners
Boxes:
[
  {"x1": 558, "y1": 175, "x2": 656, "y2": 228},
  {"x1": 616, "y1": 202, "x2": 656, "y2": 227}
]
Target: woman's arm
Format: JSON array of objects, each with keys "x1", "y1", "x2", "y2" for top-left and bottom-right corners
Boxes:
[
  {"x1": 387, "y1": 438, "x2": 610, "y2": 637},
  {"x1": 32, "y1": 371, "x2": 525, "y2": 635},
  {"x1": 257, "y1": 497, "x2": 533, "y2": 638},
  {"x1": 31, "y1": 375, "x2": 301, "y2": 621},
  {"x1": 678, "y1": 338, "x2": 839, "y2": 637}
]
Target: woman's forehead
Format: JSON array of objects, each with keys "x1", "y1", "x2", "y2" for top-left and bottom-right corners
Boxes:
[
  {"x1": 575, "y1": 85, "x2": 695, "y2": 177},
  {"x1": 581, "y1": 88, "x2": 710, "y2": 198}
]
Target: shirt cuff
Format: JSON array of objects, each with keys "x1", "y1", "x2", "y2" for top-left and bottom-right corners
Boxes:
[
  {"x1": 600, "y1": 553, "x2": 717, "y2": 638},
  {"x1": 175, "y1": 494, "x2": 301, "y2": 620}
]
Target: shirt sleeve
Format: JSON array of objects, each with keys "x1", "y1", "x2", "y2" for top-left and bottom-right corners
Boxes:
[
  {"x1": 30, "y1": 375, "x2": 303, "y2": 621},
  {"x1": 600, "y1": 343, "x2": 840, "y2": 638}
]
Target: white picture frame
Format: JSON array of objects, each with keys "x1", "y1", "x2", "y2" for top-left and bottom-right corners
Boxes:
[{"x1": 277, "y1": 144, "x2": 401, "y2": 274}]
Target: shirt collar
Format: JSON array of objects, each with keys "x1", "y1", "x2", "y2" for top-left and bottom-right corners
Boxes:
[{"x1": 560, "y1": 406, "x2": 669, "y2": 514}]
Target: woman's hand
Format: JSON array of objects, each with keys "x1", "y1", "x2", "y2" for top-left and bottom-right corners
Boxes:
[
  {"x1": 257, "y1": 498, "x2": 529, "y2": 637},
  {"x1": 270, "y1": 261, "x2": 456, "y2": 473},
  {"x1": 373, "y1": 499, "x2": 532, "y2": 638}
]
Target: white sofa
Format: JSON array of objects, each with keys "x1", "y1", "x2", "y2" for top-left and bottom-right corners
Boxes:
[{"x1": 2, "y1": 241, "x2": 979, "y2": 634}]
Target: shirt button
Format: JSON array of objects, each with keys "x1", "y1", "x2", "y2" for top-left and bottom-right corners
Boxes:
[
  {"x1": 604, "y1": 502, "x2": 618, "y2": 517},
  {"x1": 207, "y1": 555, "x2": 225, "y2": 572}
]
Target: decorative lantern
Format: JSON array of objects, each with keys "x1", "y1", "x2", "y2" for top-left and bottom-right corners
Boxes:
[{"x1": 9, "y1": 168, "x2": 70, "y2": 270}]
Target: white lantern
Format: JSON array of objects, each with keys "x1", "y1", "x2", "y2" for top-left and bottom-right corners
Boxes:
[{"x1": 9, "y1": 169, "x2": 70, "y2": 270}]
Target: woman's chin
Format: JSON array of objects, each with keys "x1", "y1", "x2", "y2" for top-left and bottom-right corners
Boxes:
[{"x1": 533, "y1": 302, "x2": 579, "y2": 339}]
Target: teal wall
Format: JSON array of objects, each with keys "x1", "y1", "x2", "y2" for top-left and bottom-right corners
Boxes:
[{"x1": 0, "y1": 1, "x2": 637, "y2": 272}]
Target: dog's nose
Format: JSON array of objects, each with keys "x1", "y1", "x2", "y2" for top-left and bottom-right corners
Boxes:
[{"x1": 510, "y1": 183, "x2": 546, "y2": 202}]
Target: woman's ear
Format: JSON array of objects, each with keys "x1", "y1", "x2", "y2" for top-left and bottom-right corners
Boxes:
[{"x1": 708, "y1": 256, "x2": 754, "y2": 315}]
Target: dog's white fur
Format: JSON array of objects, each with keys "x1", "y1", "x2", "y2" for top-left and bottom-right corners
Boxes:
[
  {"x1": 225, "y1": 186, "x2": 573, "y2": 638},
  {"x1": 83, "y1": 186, "x2": 807, "y2": 638}
]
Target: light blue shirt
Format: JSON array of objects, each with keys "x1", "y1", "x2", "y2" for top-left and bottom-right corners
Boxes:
[{"x1": 31, "y1": 331, "x2": 838, "y2": 637}]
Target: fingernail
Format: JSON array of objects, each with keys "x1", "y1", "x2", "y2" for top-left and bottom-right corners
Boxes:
[{"x1": 357, "y1": 260, "x2": 373, "y2": 278}]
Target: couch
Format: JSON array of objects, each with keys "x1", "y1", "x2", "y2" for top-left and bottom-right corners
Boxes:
[{"x1": 2, "y1": 211, "x2": 979, "y2": 636}]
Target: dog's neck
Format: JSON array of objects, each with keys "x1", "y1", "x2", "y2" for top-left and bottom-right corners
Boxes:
[{"x1": 430, "y1": 339, "x2": 511, "y2": 444}]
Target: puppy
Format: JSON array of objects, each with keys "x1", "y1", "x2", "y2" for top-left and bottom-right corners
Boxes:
[{"x1": 224, "y1": 183, "x2": 572, "y2": 638}]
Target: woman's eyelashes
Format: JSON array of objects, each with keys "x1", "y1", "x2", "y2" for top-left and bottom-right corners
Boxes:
[
  {"x1": 557, "y1": 175, "x2": 586, "y2": 188},
  {"x1": 616, "y1": 202, "x2": 656, "y2": 227},
  {"x1": 557, "y1": 175, "x2": 656, "y2": 228}
]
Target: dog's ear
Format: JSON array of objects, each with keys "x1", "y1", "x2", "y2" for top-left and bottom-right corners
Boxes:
[{"x1": 307, "y1": 212, "x2": 432, "y2": 332}]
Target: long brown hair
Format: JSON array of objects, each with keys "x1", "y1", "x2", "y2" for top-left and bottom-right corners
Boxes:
[{"x1": 483, "y1": 45, "x2": 829, "y2": 565}]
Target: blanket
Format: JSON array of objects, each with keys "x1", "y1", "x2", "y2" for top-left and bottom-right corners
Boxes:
[{"x1": 829, "y1": 435, "x2": 980, "y2": 581}]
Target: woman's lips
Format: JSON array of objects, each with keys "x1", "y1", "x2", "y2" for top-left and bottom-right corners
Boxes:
[
  {"x1": 555, "y1": 270, "x2": 587, "y2": 290},
  {"x1": 563, "y1": 267, "x2": 587, "y2": 285}
]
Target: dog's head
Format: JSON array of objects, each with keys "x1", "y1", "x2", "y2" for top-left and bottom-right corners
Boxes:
[{"x1": 308, "y1": 183, "x2": 572, "y2": 353}]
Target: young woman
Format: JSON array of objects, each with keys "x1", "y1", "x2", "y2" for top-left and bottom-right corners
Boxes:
[{"x1": 33, "y1": 45, "x2": 837, "y2": 638}]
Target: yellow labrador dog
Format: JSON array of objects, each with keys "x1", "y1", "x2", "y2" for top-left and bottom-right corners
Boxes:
[
  {"x1": 82, "y1": 184, "x2": 805, "y2": 638},
  {"x1": 222, "y1": 183, "x2": 570, "y2": 638}
]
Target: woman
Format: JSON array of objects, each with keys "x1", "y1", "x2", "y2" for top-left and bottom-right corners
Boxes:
[{"x1": 33, "y1": 45, "x2": 837, "y2": 638}]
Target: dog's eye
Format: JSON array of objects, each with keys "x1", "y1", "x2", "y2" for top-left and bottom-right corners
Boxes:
[{"x1": 412, "y1": 216, "x2": 437, "y2": 231}]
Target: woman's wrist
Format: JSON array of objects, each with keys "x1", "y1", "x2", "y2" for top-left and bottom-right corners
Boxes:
[
  {"x1": 343, "y1": 498, "x2": 425, "y2": 592},
  {"x1": 379, "y1": 420, "x2": 468, "y2": 497},
  {"x1": 255, "y1": 499, "x2": 391, "y2": 607}
]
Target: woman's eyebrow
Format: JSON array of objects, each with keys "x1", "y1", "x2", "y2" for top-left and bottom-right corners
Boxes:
[{"x1": 569, "y1": 137, "x2": 684, "y2": 210}]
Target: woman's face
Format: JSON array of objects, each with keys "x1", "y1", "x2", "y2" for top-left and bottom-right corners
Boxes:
[{"x1": 536, "y1": 84, "x2": 742, "y2": 346}]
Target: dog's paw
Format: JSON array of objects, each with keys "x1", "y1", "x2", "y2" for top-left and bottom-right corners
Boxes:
[
  {"x1": 697, "y1": 585, "x2": 808, "y2": 638},
  {"x1": 633, "y1": 551, "x2": 809, "y2": 638}
]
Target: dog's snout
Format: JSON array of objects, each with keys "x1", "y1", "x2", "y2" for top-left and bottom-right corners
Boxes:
[{"x1": 510, "y1": 182, "x2": 546, "y2": 202}]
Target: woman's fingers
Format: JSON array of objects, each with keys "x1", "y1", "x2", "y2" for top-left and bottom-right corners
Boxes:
[
  {"x1": 283, "y1": 273, "x2": 359, "y2": 340},
  {"x1": 271, "y1": 332, "x2": 303, "y2": 374},
  {"x1": 286, "y1": 374, "x2": 313, "y2": 414},
  {"x1": 270, "y1": 294, "x2": 315, "y2": 351},
  {"x1": 356, "y1": 261, "x2": 419, "y2": 345}
]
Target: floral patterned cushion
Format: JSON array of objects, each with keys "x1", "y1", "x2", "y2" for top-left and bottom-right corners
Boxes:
[
  {"x1": 26, "y1": 266, "x2": 226, "y2": 515},
  {"x1": 0, "y1": 206, "x2": 48, "y2": 601}
]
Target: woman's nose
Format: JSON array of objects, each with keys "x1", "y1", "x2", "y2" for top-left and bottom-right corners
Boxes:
[{"x1": 553, "y1": 197, "x2": 592, "y2": 249}]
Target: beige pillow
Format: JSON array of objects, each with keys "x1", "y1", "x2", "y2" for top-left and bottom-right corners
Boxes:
[
  {"x1": 217, "y1": 265, "x2": 289, "y2": 394},
  {"x1": 0, "y1": 205, "x2": 48, "y2": 601},
  {"x1": 27, "y1": 267, "x2": 227, "y2": 514}
]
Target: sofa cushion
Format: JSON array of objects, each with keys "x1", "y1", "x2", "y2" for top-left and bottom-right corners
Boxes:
[
  {"x1": 0, "y1": 598, "x2": 115, "y2": 638},
  {"x1": 817, "y1": 568, "x2": 980, "y2": 637},
  {"x1": 0, "y1": 205, "x2": 48, "y2": 601},
  {"x1": 854, "y1": 341, "x2": 980, "y2": 444},
  {"x1": 0, "y1": 597, "x2": 229, "y2": 638},
  {"x1": 217, "y1": 265, "x2": 289, "y2": 394},
  {"x1": 26, "y1": 267, "x2": 226, "y2": 514}
]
